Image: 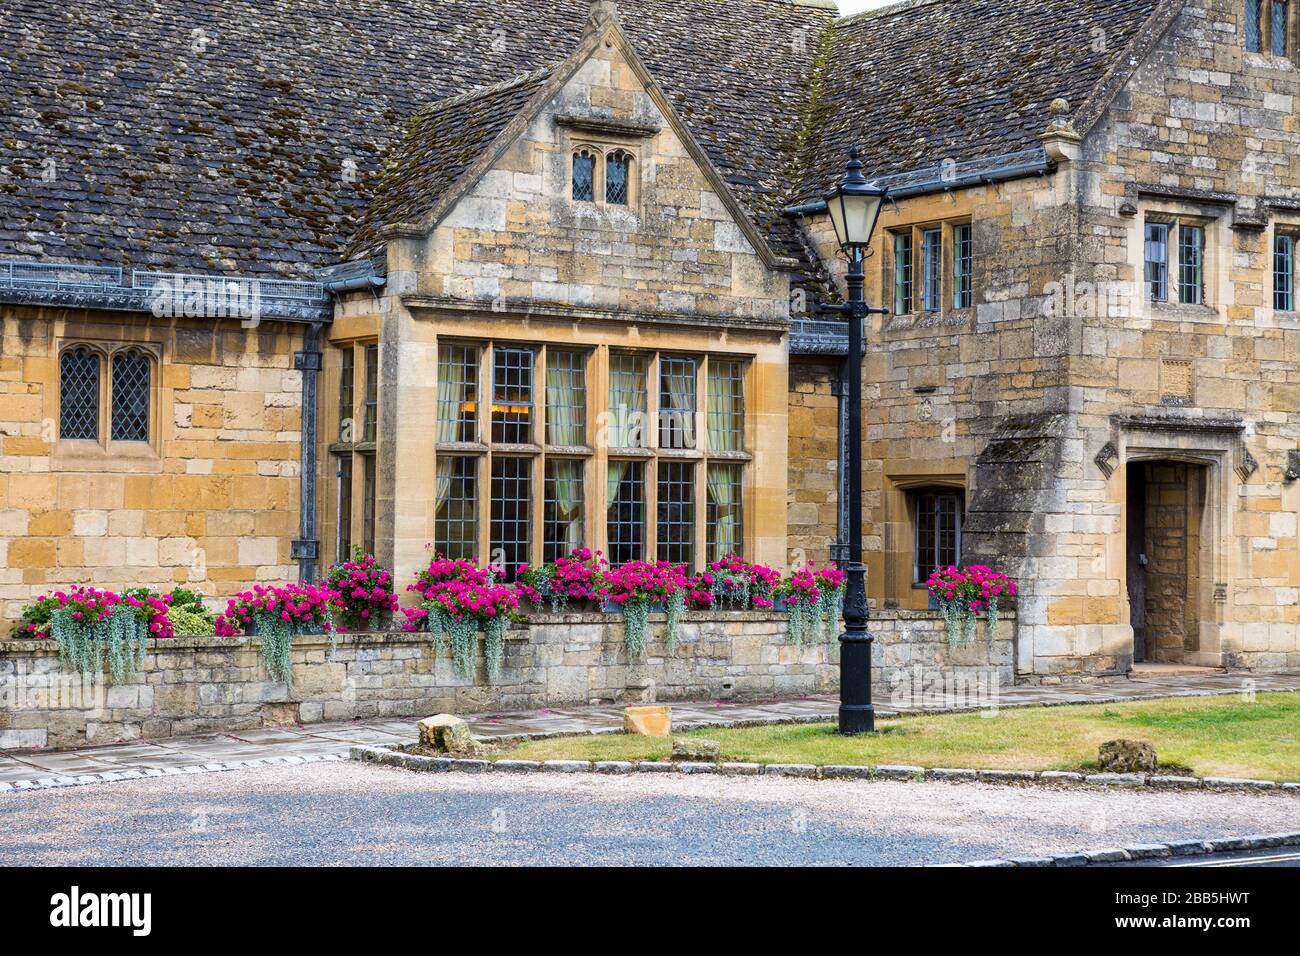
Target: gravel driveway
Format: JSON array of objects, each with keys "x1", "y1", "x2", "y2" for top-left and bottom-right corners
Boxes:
[{"x1": 2, "y1": 762, "x2": 1298, "y2": 866}]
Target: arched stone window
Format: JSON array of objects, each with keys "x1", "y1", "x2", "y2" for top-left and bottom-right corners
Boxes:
[
  {"x1": 572, "y1": 148, "x2": 597, "y2": 202},
  {"x1": 60, "y1": 346, "x2": 101, "y2": 441},
  {"x1": 605, "y1": 150, "x2": 631, "y2": 205},
  {"x1": 111, "y1": 348, "x2": 151, "y2": 442}
]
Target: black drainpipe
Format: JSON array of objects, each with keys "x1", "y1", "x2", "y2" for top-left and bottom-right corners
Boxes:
[{"x1": 292, "y1": 321, "x2": 323, "y2": 582}]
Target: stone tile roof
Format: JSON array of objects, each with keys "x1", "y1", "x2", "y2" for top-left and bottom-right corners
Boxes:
[
  {"x1": 0, "y1": 0, "x2": 1171, "y2": 286},
  {"x1": 792, "y1": 0, "x2": 1166, "y2": 202},
  {"x1": 344, "y1": 69, "x2": 554, "y2": 260},
  {"x1": 0, "y1": 0, "x2": 831, "y2": 278}
]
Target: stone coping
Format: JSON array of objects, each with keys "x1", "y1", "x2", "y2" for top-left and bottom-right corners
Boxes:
[
  {"x1": 0, "y1": 607, "x2": 1016, "y2": 652},
  {"x1": 349, "y1": 743, "x2": 1300, "y2": 796}
]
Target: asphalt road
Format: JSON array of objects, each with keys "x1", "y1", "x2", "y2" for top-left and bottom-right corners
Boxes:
[{"x1": 2, "y1": 762, "x2": 1298, "y2": 866}]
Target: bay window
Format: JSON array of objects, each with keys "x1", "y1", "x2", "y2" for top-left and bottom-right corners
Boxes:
[{"x1": 428, "y1": 342, "x2": 747, "y2": 573}]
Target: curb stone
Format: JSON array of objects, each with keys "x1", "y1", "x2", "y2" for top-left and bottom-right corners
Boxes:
[
  {"x1": 347, "y1": 745, "x2": 1300, "y2": 798},
  {"x1": 965, "y1": 831, "x2": 1300, "y2": 867}
]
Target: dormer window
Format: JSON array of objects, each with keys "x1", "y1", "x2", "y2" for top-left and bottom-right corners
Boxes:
[
  {"x1": 606, "y1": 150, "x2": 631, "y2": 205},
  {"x1": 573, "y1": 148, "x2": 597, "y2": 202},
  {"x1": 1247, "y1": 0, "x2": 1293, "y2": 55}
]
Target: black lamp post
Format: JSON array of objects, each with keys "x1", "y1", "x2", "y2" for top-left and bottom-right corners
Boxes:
[{"x1": 823, "y1": 147, "x2": 888, "y2": 735}]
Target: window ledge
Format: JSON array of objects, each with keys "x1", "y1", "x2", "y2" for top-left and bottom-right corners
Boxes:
[
  {"x1": 607, "y1": 447, "x2": 654, "y2": 458},
  {"x1": 544, "y1": 445, "x2": 593, "y2": 456},
  {"x1": 435, "y1": 441, "x2": 488, "y2": 454},
  {"x1": 52, "y1": 440, "x2": 162, "y2": 473},
  {"x1": 656, "y1": 447, "x2": 703, "y2": 460},
  {"x1": 491, "y1": 443, "x2": 541, "y2": 455},
  {"x1": 1149, "y1": 301, "x2": 1220, "y2": 321},
  {"x1": 705, "y1": 450, "x2": 752, "y2": 461}
]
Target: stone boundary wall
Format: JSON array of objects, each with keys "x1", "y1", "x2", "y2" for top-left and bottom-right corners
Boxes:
[{"x1": 0, "y1": 610, "x2": 1016, "y2": 750}]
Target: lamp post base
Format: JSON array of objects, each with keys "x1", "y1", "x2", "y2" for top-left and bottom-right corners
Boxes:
[{"x1": 838, "y1": 703, "x2": 876, "y2": 736}]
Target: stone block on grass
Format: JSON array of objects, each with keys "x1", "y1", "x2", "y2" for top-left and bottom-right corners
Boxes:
[
  {"x1": 624, "y1": 705, "x2": 672, "y2": 737},
  {"x1": 671, "y1": 737, "x2": 721, "y2": 762},
  {"x1": 418, "y1": 714, "x2": 478, "y2": 755}
]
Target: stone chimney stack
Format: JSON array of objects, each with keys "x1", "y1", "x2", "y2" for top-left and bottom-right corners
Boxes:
[{"x1": 585, "y1": 0, "x2": 620, "y2": 35}]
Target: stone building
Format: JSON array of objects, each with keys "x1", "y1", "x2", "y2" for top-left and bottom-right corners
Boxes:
[{"x1": 1, "y1": 0, "x2": 1297, "y2": 679}]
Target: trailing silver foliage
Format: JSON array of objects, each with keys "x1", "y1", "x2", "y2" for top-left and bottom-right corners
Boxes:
[
  {"x1": 251, "y1": 612, "x2": 296, "y2": 685},
  {"x1": 50, "y1": 604, "x2": 148, "y2": 682},
  {"x1": 621, "y1": 599, "x2": 650, "y2": 661},
  {"x1": 664, "y1": 591, "x2": 686, "y2": 655},
  {"x1": 484, "y1": 615, "x2": 507, "y2": 681}
]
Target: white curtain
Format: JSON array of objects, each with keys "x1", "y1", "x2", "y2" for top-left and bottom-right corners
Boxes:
[
  {"x1": 546, "y1": 356, "x2": 584, "y2": 446},
  {"x1": 551, "y1": 459, "x2": 584, "y2": 551},
  {"x1": 664, "y1": 362, "x2": 696, "y2": 449},
  {"x1": 707, "y1": 465, "x2": 740, "y2": 560},
  {"x1": 608, "y1": 357, "x2": 645, "y2": 448},
  {"x1": 436, "y1": 349, "x2": 461, "y2": 444},
  {"x1": 707, "y1": 362, "x2": 741, "y2": 452}
]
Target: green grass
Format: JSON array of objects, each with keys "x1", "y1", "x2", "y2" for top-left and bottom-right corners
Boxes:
[{"x1": 498, "y1": 692, "x2": 1300, "y2": 781}]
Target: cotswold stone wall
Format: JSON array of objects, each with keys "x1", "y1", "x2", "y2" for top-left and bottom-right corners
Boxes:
[
  {"x1": 0, "y1": 308, "x2": 305, "y2": 634},
  {"x1": 0, "y1": 610, "x2": 1014, "y2": 750}
]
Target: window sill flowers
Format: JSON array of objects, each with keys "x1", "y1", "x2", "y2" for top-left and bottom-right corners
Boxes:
[
  {"x1": 215, "y1": 583, "x2": 339, "y2": 684},
  {"x1": 597, "y1": 560, "x2": 689, "y2": 659},
  {"x1": 517, "y1": 548, "x2": 607, "y2": 612},
  {"x1": 404, "y1": 554, "x2": 521, "y2": 680},
  {"x1": 925, "y1": 565, "x2": 1018, "y2": 645},
  {"x1": 777, "y1": 565, "x2": 845, "y2": 646},
  {"x1": 325, "y1": 546, "x2": 400, "y2": 637}
]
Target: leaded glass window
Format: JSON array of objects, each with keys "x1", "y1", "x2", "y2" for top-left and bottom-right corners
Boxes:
[
  {"x1": 59, "y1": 347, "x2": 100, "y2": 441},
  {"x1": 607, "y1": 460, "x2": 645, "y2": 566},
  {"x1": 1242, "y1": 0, "x2": 1263, "y2": 50},
  {"x1": 1145, "y1": 222, "x2": 1170, "y2": 302},
  {"x1": 337, "y1": 454, "x2": 353, "y2": 559},
  {"x1": 545, "y1": 350, "x2": 586, "y2": 447},
  {"x1": 606, "y1": 150, "x2": 631, "y2": 205},
  {"x1": 573, "y1": 149, "x2": 596, "y2": 202},
  {"x1": 339, "y1": 348, "x2": 355, "y2": 441},
  {"x1": 1178, "y1": 224, "x2": 1204, "y2": 306},
  {"x1": 953, "y1": 223, "x2": 973, "y2": 309},
  {"x1": 657, "y1": 461, "x2": 695, "y2": 566},
  {"x1": 1275, "y1": 233, "x2": 1296, "y2": 312},
  {"x1": 363, "y1": 344, "x2": 378, "y2": 442},
  {"x1": 110, "y1": 349, "x2": 150, "y2": 442},
  {"x1": 608, "y1": 353, "x2": 647, "y2": 448},
  {"x1": 1272, "y1": 1, "x2": 1289, "y2": 55},
  {"x1": 362, "y1": 453, "x2": 376, "y2": 555},
  {"x1": 658, "y1": 356, "x2": 696, "y2": 450},
  {"x1": 491, "y1": 347, "x2": 534, "y2": 444},
  {"x1": 706, "y1": 463, "x2": 742, "y2": 562},
  {"x1": 435, "y1": 456, "x2": 478, "y2": 560},
  {"x1": 490, "y1": 456, "x2": 531, "y2": 577},
  {"x1": 707, "y1": 359, "x2": 744, "y2": 452},
  {"x1": 893, "y1": 232, "x2": 913, "y2": 314},
  {"x1": 914, "y1": 490, "x2": 963, "y2": 582},
  {"x1": 437, "y1": 344, "x2": 479, "y2": 444},
  {"x1": 1248, "y1": 0, "x2": 1264, "y2": 51},
  {"x1": 544, "y1": 458, "x2": 584, "y2": 562},
  {"x1": 920, "y1": 227, "x2": 942, "y2": 312}
]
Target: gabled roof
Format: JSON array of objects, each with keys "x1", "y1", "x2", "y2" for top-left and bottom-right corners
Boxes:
[
  {"x1": 0, "y1": 0, "x2": 832, "y2": 278},
  {"x1": 348, "y1": 8, "x2": 794, "y2": 270},
  {"x1": 345, "y1": 68, "x2": 554, "y2": 258},
  {"x1": 791, "y1": 0, "x2": 1170, "y2": 202}
]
